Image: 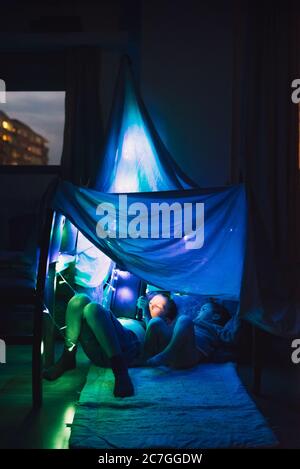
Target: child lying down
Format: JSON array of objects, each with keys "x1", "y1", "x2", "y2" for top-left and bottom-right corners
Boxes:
[
  {"x1": 43, "y1": 292, "x2": 231, "y2": 398},
  {"x1": 136, "y1": 293, "x2": 232, "y2": 368}
]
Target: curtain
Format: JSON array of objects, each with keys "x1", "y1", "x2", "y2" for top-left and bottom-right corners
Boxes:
[
  {"x1": 231, "y1": 0, "x2": 300, "y2": 336},
  {"x1": 60, "y1": 47, "x2": 108, "y2": 290},
  {"x1": 61, "y1": 47, "x2": 104, "y2": 187}
]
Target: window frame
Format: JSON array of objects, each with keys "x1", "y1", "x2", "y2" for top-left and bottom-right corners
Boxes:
[
  {"x1": 0, "y1": 165, "x2": 61, "y2": 175},
  {"x1": 0, "y1": 87, "x2": 65, "y2": 171}
]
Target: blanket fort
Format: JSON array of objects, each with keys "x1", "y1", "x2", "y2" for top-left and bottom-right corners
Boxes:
[{"x1": 52, "y1": 180, "x2": 247, "y2": 299}]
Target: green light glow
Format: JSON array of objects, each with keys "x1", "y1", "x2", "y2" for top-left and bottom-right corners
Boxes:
[{"x1": 51, "y1": 403, "x2": 76, "y2": 449}]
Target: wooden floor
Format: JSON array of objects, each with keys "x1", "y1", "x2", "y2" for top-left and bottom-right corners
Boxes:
[
  {"x1": 0, "y1": 344, "x2": 89, "y2": 449},
  {"x1": 0, "y1": 344, "x2": 299, "y2": 448}
]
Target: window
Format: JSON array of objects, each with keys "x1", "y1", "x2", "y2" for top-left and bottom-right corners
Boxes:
[{"x1": 0, "y1": 92, "x2": 65, "y2": 166}]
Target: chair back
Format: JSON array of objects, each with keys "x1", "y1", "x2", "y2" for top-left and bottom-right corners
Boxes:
[
  {"x1": 48, "y1": 212, "x2": 65, "y2": 264},
  {"x1": 35, "y1": 209, "x2": 55, "y2": 300}
]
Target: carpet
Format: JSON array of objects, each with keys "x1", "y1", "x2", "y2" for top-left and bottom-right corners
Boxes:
[{"x1": 70, "y1": 362, "x2": 278, "y2": 449}]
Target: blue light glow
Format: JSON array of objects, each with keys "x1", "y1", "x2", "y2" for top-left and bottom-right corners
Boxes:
[
  {"x1": 116, "y1": 287, "x2": 135, "y2": 302},
  {"x1": 108, "y1": 78, "x2": 181, "y2": 193}
]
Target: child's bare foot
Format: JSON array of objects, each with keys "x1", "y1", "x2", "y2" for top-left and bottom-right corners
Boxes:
[{"x1": 113, "y1": 372, "x2": 134, "y2": 397}]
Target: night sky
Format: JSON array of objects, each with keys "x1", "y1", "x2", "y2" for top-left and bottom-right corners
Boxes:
[{"x1": 0, "y1": 92, "x2": 65, "y2": 164}]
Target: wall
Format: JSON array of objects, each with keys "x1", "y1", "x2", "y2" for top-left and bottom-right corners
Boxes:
[
  {"x1": 0, "y1": 0, "x2": 235, "y2": 251},
  {"x1": 141, "y1": 0, "x2": 234, "y2": 187},
  {"x1": 0, "y1": 173, "x2": 57, "y2": 249}
]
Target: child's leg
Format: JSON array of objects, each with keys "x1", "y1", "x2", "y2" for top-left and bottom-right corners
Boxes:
[
  {"x1": 82, "y1": 303, "x2": 123, "y2": 358},
  {"x1": 82, "y1": 303, "x2": 134, "y2": 397},
  {"x1": 65, "y1": 293, "x2": 91, "y2": 348},
  {"x1": 43, "y1": 294, "x2": 91, "y2": 380},
  {"x1": 147, "y1": 315, "x2": 204, "y2": 369},
  {"x1": 141, "y1": 317, "x2": 174, "y2": 360}
]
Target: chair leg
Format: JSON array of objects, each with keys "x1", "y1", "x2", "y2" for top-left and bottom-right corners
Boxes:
[
  {"x1": 43, "y1": 313, "x2": 55, "y2": 368},
  {"x1": 252, "y1": 325, "x2": 262, "y2": 395},
  {"x1": 32, "y1": 301, "x2": 43, "y2": 408},
  {"x1": 43, "y1": 263, "x2": 57, "y2": 368}
]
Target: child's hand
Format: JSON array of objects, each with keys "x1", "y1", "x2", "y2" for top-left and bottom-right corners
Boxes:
[{"x1": 137, "y1": 296, "x2": 148, "y2": 311}]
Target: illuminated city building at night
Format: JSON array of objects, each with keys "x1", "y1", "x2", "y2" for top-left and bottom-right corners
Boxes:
[{"x1": 0, "y1": 110, "x2": 48, "y2": 165}]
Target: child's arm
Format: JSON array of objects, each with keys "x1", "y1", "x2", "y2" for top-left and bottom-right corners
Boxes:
[{"x1": 137, "y1": 296, "x2": 151, "y2": 327}]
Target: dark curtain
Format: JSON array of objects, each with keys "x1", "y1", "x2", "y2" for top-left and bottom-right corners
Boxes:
[
  {"x1": 231, "y1": 0, "x2": 300, "y2": 336},
  {"x1": 61, "y1": 47, "x2": 104, "y2": 187}
]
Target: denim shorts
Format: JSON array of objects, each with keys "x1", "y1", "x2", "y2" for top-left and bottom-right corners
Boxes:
[{"x1": 79, "y1": 308, "x2": 142, "y2": 368}]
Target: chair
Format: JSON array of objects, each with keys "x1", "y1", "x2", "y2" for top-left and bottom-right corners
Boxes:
[
  {"x1": 0, "y1": 208, "x2": 63, "y2": 408},
  {"x1": 42, "y1": 217, "x2": 78, "y2": 369}
]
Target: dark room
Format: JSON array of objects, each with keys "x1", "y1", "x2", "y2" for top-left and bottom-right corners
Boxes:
[{"x1": 0, "y1": 0, "x2": 299, "y2": 462}]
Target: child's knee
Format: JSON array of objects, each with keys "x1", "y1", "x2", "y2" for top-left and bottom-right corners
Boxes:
[
  {"x1": 83, "y1": 302, "x2": 107, "y2": 321},
  {"x1": 69, "y1": 293, "x2": 91, "y2": 311},
  {"x1": 147, "y1": 317, "x2": 165, "y2": 330},
  {"x1": 176, "y1": 314, "x2": 193, "y2": 329}
]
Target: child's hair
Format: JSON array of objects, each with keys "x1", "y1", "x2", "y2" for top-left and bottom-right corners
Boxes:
[
  {"x1": 206, "y1": 298, "x2": 231, "y2": 326},
  {"x1": 165, "y1": 297, "x2": 178, "y2": 322},
  {"x1": 147, "y1": 291, "x2": 178, "y2": 322}
]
